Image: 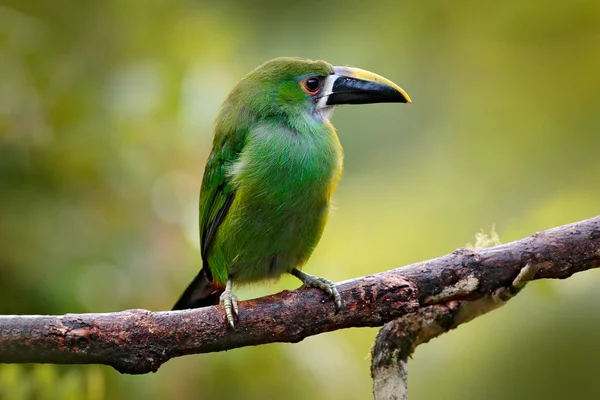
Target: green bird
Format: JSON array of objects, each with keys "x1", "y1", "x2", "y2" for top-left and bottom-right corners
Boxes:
[{"x1": 173, "y1": 57, "x2": 410, "y2": 327}]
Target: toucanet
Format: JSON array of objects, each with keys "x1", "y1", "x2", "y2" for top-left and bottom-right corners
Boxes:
[{"x1": 173, "y1": 57, "x2": 411, "y2": 327}]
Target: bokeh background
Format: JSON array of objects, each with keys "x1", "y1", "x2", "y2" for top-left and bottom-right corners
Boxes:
[{"x1": 1, "y1": 0, "x2": 599, "y2": 399}]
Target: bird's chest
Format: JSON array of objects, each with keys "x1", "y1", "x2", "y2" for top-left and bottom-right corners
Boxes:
[{"x1": 230, "y1": 124, "x2": 342, "y2": 204}]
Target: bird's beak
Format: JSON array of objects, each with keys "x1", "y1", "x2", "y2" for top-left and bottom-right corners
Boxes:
[{"x1": 323, "y1": 66, "x2": 411, "y2": 106}]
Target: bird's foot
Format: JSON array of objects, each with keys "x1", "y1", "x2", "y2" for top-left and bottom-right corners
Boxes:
[
  {"x1": 219, "y1": 279, "x2": 238, "y2": 328},
  {"x1": 291, "y1": 268, "x2": 342, "y2": 313}
]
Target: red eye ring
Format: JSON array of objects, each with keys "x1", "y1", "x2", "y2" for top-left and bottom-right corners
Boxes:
[{"x1": 300, "y1": 77, "x2": 323, "y2": 95}]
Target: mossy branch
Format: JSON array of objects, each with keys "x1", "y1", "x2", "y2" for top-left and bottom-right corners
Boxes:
[{"x1": 0, "y1": 216, "x2": 598, "y2": 380}]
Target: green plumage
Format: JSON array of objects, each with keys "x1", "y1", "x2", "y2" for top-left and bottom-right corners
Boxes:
[
  {"x1": 173, "y1": 57, "x2": 410, "y2": 325},
  {"x1": 201, "y1": 58, "x2": 342, "y2": 284}
]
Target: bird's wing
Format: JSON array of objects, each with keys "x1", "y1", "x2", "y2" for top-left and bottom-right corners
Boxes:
[{"x1": 199, "y1": 127, "x2": 247, "y2": 264}]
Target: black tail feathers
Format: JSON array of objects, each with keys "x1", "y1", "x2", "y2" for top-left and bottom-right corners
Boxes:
[{"x1": 172, "y1": 268, "x2": 223, "y2": 310}]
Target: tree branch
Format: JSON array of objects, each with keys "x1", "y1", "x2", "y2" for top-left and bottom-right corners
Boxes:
[
  {"x1": 370, "y1": 263, "x2": 540, "y2": 400},
  {"x1": 1, "y1": 216, "x2": 599, "y2": 375}
]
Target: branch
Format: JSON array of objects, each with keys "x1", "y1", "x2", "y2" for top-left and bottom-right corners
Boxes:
[
  {"x1": 370, "y1": 263, "x2": 539, "y2": 400},
  {"x1": 1, "y1": 216, "x2": 599, "y2": 375}
]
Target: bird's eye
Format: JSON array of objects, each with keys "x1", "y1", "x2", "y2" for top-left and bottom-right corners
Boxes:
[
  {"x1": 305, "y1": 78, "x2": 321, "y2": 91},
  {"x1": 301, "y1": 77, "x2": 323, "y2": 95}
]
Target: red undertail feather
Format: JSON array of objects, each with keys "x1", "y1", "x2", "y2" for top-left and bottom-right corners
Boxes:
[{"x1": 172, "y1": 268, "x2": 224, "y2": 310}]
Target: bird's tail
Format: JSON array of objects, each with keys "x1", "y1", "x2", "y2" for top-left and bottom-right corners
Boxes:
[{"x1": 172, "y1": 268, "x2": 223, "y2": 310}]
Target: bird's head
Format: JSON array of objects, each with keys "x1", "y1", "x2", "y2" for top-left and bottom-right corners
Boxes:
[{"x1": 220, "y1": 57, "x2": 411, "y2": 126}]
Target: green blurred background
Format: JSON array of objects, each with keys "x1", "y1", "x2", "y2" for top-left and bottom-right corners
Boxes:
[{"x1": 1, "y1": 0, "x2": 599, "y2": 399}]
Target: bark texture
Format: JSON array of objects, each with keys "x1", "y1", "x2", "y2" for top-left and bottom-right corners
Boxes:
[
  {"x1": 0, "y1": 216, "x2": 598, "y2": 375},
  {"x1": 371, "y1": 263, "x2": 540, "y2": 400}
]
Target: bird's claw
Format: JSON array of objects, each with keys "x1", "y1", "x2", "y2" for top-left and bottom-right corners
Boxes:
[
  {"x1": 303, "y1": 276, "x2": 342, "y2": 313},
  {"x1": 219, "y1": 288, "x2": 239, "y2": 328},
  {"x1": 292, "y1": 269, "x2": 342, "y2": 313}
]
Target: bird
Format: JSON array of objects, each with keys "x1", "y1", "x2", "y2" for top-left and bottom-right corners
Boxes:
[{"x1": 173, "y1": 57, "x2": 411, "y2": 327}]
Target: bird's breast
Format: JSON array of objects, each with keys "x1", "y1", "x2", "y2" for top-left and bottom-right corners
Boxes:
[{"x1": 228, "y1": 122, "x2": 343, "y2": 205}]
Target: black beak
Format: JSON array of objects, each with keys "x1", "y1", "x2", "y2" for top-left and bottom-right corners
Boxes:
[{"x1": 325, "y1": 66, "x2": 411, "y2": 106}]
